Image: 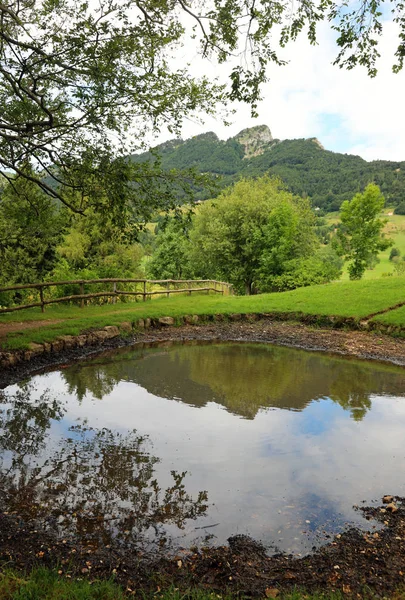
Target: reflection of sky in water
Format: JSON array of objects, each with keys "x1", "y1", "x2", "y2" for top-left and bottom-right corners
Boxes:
[{"x1": 3, "y1": 342, "x2": 405, "y2": 555}]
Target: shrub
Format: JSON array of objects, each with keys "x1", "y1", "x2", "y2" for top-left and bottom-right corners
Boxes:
[{"x1": 389, "y1": 247, "x2": 401, "y2": 261}]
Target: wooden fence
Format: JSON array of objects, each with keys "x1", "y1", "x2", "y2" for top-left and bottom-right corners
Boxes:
[{"x1": 0, "y1": 278, "x2": 233, "y2": 314}]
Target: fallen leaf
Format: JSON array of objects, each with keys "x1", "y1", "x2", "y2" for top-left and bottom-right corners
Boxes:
[{"x1": 265, "y1": 588, "x2": 279, "y2": 598}]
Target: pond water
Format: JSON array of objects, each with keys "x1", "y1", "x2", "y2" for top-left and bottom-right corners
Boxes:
[{"x1": 1, "y1": 341, "x2": 405, "y2": 556}]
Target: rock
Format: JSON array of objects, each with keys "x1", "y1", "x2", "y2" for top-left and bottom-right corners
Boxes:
[
  {"x1": 120, "y1": 321, "x2": 132, "y2": 333},
  {"x1": 184, "y1": 315, "x2": 199, "y2": 325},
  {"x1": 28, "y1": 342, "x2": 44, "y2": 356},
  {"x1": 43, "y1": 342, "x2": 52, "y2": 353},
  {"x1": 58, "y1": 335, "x2": 76, "y2": 349},
  {"x1": 383, "y1": 495, "x2": 394, "y2": 504},
  {"x1": 103, "y1": 325, "x2": 120, "y2": 339},
  {"x1": 229, "y1": 313, "x2": 242, "y2": 321},
  {"x1": 76, "y1": 335, "x2": 88, "y2": 347},
  {"x1": 1, "y1": 351, "x2": 24, "y2": 368},
  {"x1": 87, "y1": 331, "x2": 109, "y2": 345},
  {"x1": 137, "y1": 318, "x2": 145, "y2": 328},
  {"x1": 213, "y1": 314, "x2": 224, "y2": 321},
  {"x1": 233, "y1": 125, "x2": 273, "y2": 158},
  {"x1": 144, "y1": 318, "x2": 151, "y2": 328},
  {"x1": 265, "y1": 588, "x2": 279, "y2": 598},
  {"x1": 51, "y1": 339, "x2": 64, "y2": 353},
  {"x1": 158, "y1": 317, "x2": 175, "y2": 326},
  {"x1": 245, "y1": 313, "x2": 258, "y2": 322},
  {"x1": 8, "y1": 352, "x2": 21, "y2": 366},
  {"x1": 386, "y1": 503, "x2": 398, "y2": 513}
]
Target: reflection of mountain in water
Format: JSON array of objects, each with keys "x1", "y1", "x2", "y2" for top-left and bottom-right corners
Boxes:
[{"x1": 61, "y1": 342, "x2": 405, "y2": 420}]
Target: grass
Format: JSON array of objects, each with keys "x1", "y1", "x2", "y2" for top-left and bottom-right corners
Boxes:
[
  {"x1": 1, "y1": 567, "x2": 402, "y2": 600},
  {"x1": 372, "y1": 305, "x2": 405, "y2": 327},
  {"x1": 3, "y1": 276, "x2": 405, "y2": 350},
  {"x1": 0, "y1": 568, "x2": 126, "y2": 599}
]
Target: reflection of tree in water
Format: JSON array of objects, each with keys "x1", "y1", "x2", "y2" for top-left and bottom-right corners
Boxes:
[
  {"x1": 63, "y1": 364, "x2": 118, "y2": 401},
  {"x1": 174, "y1": 344, "x2": 405, "y2": 420},
  {"x1": 60, "y1": 342, "x2": 405, "y2": 421},
  {"x1": 0, "y1": 386, "x2": 208, "y2": 548}
]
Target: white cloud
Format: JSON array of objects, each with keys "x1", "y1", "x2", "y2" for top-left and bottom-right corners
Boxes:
[{"x1": 152, "y1": 19, "x2": 405, "y2": 161}]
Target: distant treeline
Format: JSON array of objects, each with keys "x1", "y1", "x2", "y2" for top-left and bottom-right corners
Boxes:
[{"x1": 132, "y1": 134, "x2": 405, "y2": 211}]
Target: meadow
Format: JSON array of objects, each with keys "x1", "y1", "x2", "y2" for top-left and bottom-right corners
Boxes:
[{"x1": 2, "y1": 276, "x2": 405, "y2": 350}]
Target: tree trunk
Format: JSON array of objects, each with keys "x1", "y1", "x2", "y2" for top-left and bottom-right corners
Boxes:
[{"x1": 245, "y1": 281, "x2": 252, "y2": 295}]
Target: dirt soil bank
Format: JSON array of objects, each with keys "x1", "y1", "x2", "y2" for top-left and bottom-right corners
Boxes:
[{"x1": 1, "y1": 319, "x2": 405, "y2": 388}]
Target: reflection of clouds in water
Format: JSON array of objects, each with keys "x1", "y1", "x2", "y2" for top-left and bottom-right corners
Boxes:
[
  {"x1": 4, "y1": 343, "x2": 405, "y2": 554},
  {"x1": 34, "y1": 384, "x2": 405, "y2": 552}
]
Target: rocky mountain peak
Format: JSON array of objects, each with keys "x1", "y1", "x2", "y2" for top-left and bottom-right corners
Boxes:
[
  {"x1": 310, "y1": 137, "x2": 325, "y2": 150},
  {"x1": 232, "y1": 125, "x2": 273, "y2": 158}
]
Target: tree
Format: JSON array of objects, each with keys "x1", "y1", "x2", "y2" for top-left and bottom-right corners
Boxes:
[
  {"x1": 335, "y1": 184, "x2": 392, "y2": 280},
  {"x1": 54, "y1": 209, "x2": 144, "y2": 277},
  {"x1": 1, "y1": 0, "x2": 404, "y2": 222},
  {"x1": 148, "y1": 219, "x2": 193, "y2": 280},
  {"x1": 189, "y1": 176, "x2": 318, "y2": 294},
  {"x1": 0, "y1": 385, "x2": 208, "y2": 547},
  {"x1": 0, "y1": 175, "x2": 66, "y2": 285}
]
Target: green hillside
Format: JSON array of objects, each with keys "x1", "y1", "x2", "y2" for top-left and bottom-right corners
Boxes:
[{"x1": 132, "y1": 126, "x2": 405, "y2": 211}]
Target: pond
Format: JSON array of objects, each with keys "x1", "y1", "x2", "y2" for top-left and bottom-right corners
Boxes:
[{"x1": 1, "y1": 341, "x2": 405, "y2": 556}]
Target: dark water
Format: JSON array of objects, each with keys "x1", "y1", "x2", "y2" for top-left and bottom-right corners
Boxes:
[{"x1": 1, "y1": 341, "x2": 405, "y2": 555}]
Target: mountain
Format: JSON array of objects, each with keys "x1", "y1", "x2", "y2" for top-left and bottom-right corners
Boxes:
[{"x1": 132, "y1": 125, "x2": 405, "y2": 211}]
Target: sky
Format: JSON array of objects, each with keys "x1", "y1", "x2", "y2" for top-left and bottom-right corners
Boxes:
[{"x1": 152, "y1": 18, "x2": 405, "y2": 162}]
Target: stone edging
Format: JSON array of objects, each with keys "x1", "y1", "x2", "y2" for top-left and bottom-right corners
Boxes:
[
  {"x1": 0, "y1": 315, "x2": 214, "y2": 369},
  {"x1": 0, "y1": 311, "x2": 401, "y2": 370}
]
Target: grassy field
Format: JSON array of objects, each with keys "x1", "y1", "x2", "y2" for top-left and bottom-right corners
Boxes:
[{"x1": 2, "y1": 276, "x2": 405, "y2": 350}]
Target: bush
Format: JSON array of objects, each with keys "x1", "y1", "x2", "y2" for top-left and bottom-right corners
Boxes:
[
  {"x1": 394, "y1": 260, "x2": 405, "y2": 276},
  {"x1": 389, "y1": 247, "x2": 401, "y2": 261}
]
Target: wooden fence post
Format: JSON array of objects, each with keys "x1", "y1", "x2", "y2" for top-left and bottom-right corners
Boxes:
[
  {"x1": 143, "y1": 280, "x2": 146, "y2": 301},
  {"x1": 166, "y1": 280, "x2": 170, "y2": 298},
  {"x1": 80, "y1": 282, "x2": 85, "y2": 308},
  {"x1": 112, "y1": 281, "x2": 117, "y2": 304},
  {"x1": 39, "y1": 286, "x2": 45, "y2": 313}
]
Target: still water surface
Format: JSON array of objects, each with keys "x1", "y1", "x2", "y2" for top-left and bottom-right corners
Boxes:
[{"x1": 2, "y1": 341, "x2": 405, "y2": 555}]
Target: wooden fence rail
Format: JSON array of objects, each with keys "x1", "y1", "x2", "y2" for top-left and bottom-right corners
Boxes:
[{"x1": 0, "y1": 279, "x2": 233, "y2": 314}]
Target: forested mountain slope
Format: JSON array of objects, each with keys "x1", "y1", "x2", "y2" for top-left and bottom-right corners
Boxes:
[{"x1": 132, "y1": 125, "x2": 405, "y2": 211}]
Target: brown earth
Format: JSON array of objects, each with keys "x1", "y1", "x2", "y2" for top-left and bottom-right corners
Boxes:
[
  {"x1": 0, "y1": 497, "x2": 404, "y2": 597},
  {"x1": 0, "y1": 318, "x2": 62, "y2": 338}
]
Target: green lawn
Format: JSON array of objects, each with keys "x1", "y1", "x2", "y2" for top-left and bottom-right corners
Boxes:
[
  {"x1": 3, "y1": 276, "x2": 405, "y2": 350},
  {"x1": 372, "y1": 304, "x2": 405, "y2": 327}
]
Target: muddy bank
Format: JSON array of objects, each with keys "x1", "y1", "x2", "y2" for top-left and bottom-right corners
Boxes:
[
  {"x1": 1, "y1": 318, "x2": 405, "y2": 388},
  {"x1": 1, "y1": 497, "x2": 404, "y2": 597}
]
